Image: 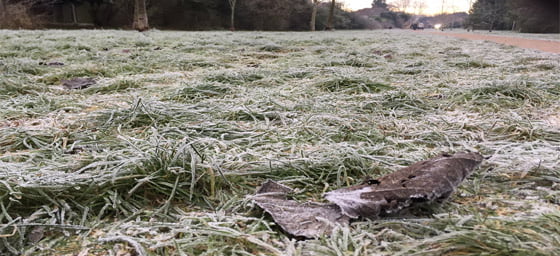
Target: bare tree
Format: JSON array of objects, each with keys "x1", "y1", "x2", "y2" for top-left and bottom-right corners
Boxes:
[
  {"x1": 310, "y1": 0, "x2": 319, "y2": 31},
  {"x1": 70, "y1": 2, "x2": 78, "y2": 24},
  {"x1": 133, "y1": 0, "x2": 149, "y2": 31},
  {"x1": 412, "y1": 0, "x2": 427, "y2": 14},
  {"x1": 0, "y1": 0, "x2": 48, "y2": 29},
  {"x1": 0, "y1": 0, "x2": 5, "y2": 22},
  {"x1": 373, "y1": 0, "x2": 388, "y2": 8},
  {"x1": 392, "y1": 0, "x2": 411, "y2": 12},
  {"x1": 227, "y1": 0, "x2": 237, "y2": 31},
  {"x1": 326, "y1": 0, "x2": 335, "y2": 30},
  {"x1": 449, "y1": 2, "x2": 457, "y2": 29}
]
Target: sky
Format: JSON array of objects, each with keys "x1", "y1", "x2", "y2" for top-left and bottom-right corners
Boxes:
[{"x1": 341, "y1": 0, "x2": 472, "y2": 15}]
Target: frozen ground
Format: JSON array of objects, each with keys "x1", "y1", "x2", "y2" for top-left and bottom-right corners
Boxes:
[{"x1": 0, "y1": 29, "x2": 559, "y2": 255}]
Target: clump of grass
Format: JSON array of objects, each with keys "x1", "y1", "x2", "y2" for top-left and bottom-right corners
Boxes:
[
  {"x1": 244, "y1": 52, "x2": 279, "y2": 60},
  {"x1": 440, "y1": 46, "x2": 470, "y2": 58},
  {"x1": 0, "y1": 128, "x2": 58, "y2": 153},
  {"x1": 451, "y1": 60, "x2": 495, "y2": 68},
  {"x1": 393, "y1": 68, "x2": 423, "y2": 75},
  {"x1": 166, "y1": 82, "x2": 232, "y2": 102},
  {"x1": 408, "y1": 52, "x2": 425, "y2": 57},
  {"x1": 1, "y1": 94, "x2": 76, "y2": 120},
  {"x1": 0, "y1": 77, "x2": 46, "y2": 96},
  {"x1": 134, "y1": 38, "x2": 154, "y2": 48},
  {"x1": 380, "y1": 91, "x2": 431, "y2": 113},
  {"x1": 1, "y1": 58, "x2": 48, "y2": 75},
  {"x1": 405, "y1": 61, "x2": 424, "y2": 68},
  {"x1": 175, "y1": 59, "x2": 223, "y2": 71},
  {"x1": 546, "y1": 83, "x2": 559, "y2": 95},
  {"x1": 251, "y1": 148, "x2": 379, "y2": 193},
  {"x1": 489, "y1": 120, "x2": 560, "y2": 142},
  {"x1": 515, "y1": 57, "x2": 545, "y2": 64},
  {"x1": 325, "y1": 58, "x2": 375, "y2": 68},
  {"x1": 94, "y1": 99, "x2": 204, "y2": 129},
  {"x1": 0, "y1": 131, "x2": 231, "y2": 229},
  {"x1": 259, "y1": 43, "x2": 284, "y2": 52},
  {"x1": 316, "y1": 78, "x2": 392, "y2": 94},
  {"x1": 455, "y1": 83, "x2": 544, "y2": 110},
  {"x1": 418, "y1": 214, "x2": 560, "y2": 255},
  {"x1": 40, "y1": 66, "x2": 114, "y2": 85},
  {"x1": 206, "y1": 71, "x2": 264, "y2": 85},
  {"x1": 282, "y1": 69, "x2": 313, "y2": 79},
  {"x1": 86, "y1": 79, "x2": 144, "y2": 94},
  {"x1": 535, "y1": 63, "x2": 556, "y2": 71}
]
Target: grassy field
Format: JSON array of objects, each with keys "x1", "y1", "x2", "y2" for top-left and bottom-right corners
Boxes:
[{"x1": 0, "y1": 29, "x2": 559, "y2": 255}]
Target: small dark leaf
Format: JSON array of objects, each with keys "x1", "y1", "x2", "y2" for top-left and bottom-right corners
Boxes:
[
  {"x1": 39, "y1": 62, "x2": 64, "y2": 66},
  {"x1": 27, "y1": 226, "x2": 45, "y2": 244},
  {"x1": 61, "y1": 77, "x2": 96, "y2": 90}
]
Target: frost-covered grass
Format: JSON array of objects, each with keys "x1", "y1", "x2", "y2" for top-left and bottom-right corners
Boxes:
[{"x1": 0, "y1": 29, "x2": 559, "y2": 255}]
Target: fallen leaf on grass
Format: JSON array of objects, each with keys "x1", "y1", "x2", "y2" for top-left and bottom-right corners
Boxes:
[
  {"x1": 251, "y1": 180, "x2": 350, "y2": 238},
  {"x1": 39, "y1": 61, "x2": 64, "y2": 66},
  {"x1": 27, "y1": 226, "x2": 45, "y2": 243},
  {"x1": 325, "y1": 152, "x2": 484, "y2": 218},
  {"x1": 62, "y1": 77, "x2": 96, "y2": 90},
  {"x1": 252, "y1": 152, "x2": 483, "y2": 237}
]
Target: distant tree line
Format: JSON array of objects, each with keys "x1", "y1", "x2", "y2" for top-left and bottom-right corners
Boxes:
[
  {"x1": 467, "y1": 0, "x2": 559, "y2": 33},
  {"x1": 0, "y1": 0, "x2": 414, "y2": 31},
  {"x1": 0, "y1": 0, "x2": 342, "y2": 30}
]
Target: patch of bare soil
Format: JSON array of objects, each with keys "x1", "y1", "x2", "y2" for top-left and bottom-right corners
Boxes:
[{"x1": 424, "y1": 31, "x2": 560, "y2": 54}]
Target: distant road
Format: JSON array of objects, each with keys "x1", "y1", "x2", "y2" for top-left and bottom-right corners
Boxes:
[{"x1": 423, "y1": 31, "x2": 560, "y2": 54}]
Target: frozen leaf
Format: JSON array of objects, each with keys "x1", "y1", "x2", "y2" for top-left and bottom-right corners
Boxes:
[
  {"x1": 253, "y1": 153, "x2": 483, "y2": 237},
  {"x1": 325, "y1": 152, "x2": 484, "y2": 218},
  {"x1": 251, "y1": 180, "x2": 350, "y2": 238},
  {"x1": 39, "y1": 61, "x2": 64, "y2": 66},
  {"x1": 27, "y1": 226, "x2": 45, "y2": 244},
  {"x1": 62, "y1": 77, "x2": 96, "y2": 90}
]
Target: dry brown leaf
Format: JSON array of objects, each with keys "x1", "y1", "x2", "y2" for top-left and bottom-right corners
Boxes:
[
  {"x1": 325, "y1": 152, "x2": 484, "y2": 218},
  {"x1": 252, "y1": 152, "x2": 484, "y2": 237},
  {"x1": 61, "y1": 77, "x2": 96, "y2": 90},
  {"x1": 251, "y1": 180, "x2": 349, "y2": 238}
]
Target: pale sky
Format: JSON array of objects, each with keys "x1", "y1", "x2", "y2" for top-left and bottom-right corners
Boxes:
[{"x1": 341, "y1": 0, "x2": 472, "y2": 15}]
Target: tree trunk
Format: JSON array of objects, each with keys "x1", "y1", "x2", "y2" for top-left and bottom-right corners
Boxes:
[
  {"x1": 71, "y1": 3, "x2": 78, "y2": 24},
  {"x1": 133, "y1": 0, "x2": 149, "y2": 31},
  {"x1": 489, "y1": 9, "x2": 495, "y2": 32},
  {"x1": 0, "y1": 0, "x2": 6, "y2": 23},
  {"x1": 310, "y1": 0, "x2": 318, "y2": 31},
  {"x1": 229, "y1": 0, "x2": 236, "y2": 31},
  {"x1": 326, "y1": 0, "x2": 335, "y2": 30}
]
